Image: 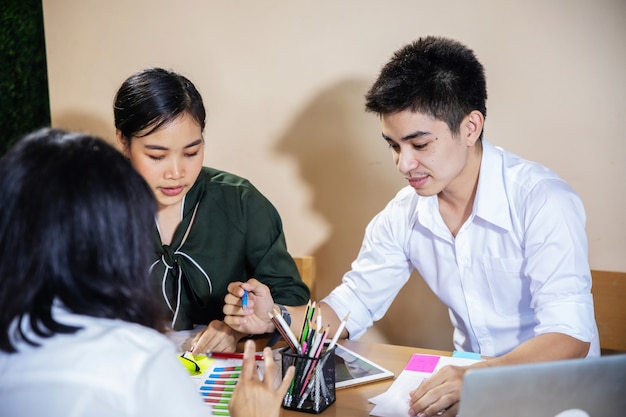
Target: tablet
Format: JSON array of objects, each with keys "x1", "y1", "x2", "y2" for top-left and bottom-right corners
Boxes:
[{"x1": 334, "y1": 344, "x2": 394, "y2": 389}]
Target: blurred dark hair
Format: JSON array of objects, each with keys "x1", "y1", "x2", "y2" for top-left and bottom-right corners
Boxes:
[
  {"x1": 365, "y1": 36, "x2": 487, "y2": 139},
  {"x1": 0, "y1": 128, "x2": 166, "y2": 353},
  {"x1": 113, "y1": 67, "x2": 206, "y2": 143}
]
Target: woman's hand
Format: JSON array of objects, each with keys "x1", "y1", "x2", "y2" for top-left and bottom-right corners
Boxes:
[
  {"x1": 223, "y1": 279, "x2": 276, "y2": 335},
  {"x1": 229, "y1": 340, "x2": 295, "y2": 417},
  {"x1": 190, "y1": 320, "x2": 243, "y2": 355}
]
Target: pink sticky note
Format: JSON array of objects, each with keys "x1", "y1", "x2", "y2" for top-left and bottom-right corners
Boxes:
[{"x1": 405, "y1": 354, "x2": 440, "y2": 373}]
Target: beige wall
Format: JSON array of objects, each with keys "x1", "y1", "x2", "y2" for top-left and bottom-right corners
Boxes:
[{"x1": 42, "y1": 0, "x2": 626, "y2": 350}]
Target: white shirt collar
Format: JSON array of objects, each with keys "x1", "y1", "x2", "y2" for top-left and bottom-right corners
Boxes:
[
  {"x1": 474, "y1": 139, "x2": 514, "y2": 231},
  {"x1": 410, "y1": 139, "x2": 514, "y2": 235}
]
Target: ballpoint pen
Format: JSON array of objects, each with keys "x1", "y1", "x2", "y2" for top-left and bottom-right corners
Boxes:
[
  {"x1": 180, "y1": 341, "x2": 198, "y2": 362},
  {"x1": 242, "y1": 289, "x2": 248, "y2": 313}
]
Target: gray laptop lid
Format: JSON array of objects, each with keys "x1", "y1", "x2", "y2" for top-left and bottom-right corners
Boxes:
[{"x1": 459, "y1": 354, "x2": 626, "y2": 417}]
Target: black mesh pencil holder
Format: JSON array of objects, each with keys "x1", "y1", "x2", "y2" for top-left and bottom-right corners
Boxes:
[{"x1": 280, "y1": 344, "x2": 336, "y2": 414}]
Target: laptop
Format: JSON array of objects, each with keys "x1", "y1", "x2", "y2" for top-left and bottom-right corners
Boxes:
[{"x1": 458, "y1": 354, "x2": 626, "y2": 417}]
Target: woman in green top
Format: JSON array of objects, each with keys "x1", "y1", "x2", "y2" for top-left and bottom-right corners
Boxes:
[{"x1": 113, "y1": 67, "x2": 310, "y2": 354}]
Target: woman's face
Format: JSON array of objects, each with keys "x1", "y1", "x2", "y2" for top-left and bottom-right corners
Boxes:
[{"x1": 122, "y1": 112, "x2": 204, "y2": 211}]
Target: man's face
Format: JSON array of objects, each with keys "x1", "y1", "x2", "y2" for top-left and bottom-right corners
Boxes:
[{"x1": 381, "y1": 109, "x2": 477, "y2": 197}]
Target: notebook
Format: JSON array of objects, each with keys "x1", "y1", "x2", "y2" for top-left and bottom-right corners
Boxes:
[{"x1": 458, "y1": 354, "x2": 626, "y2": 417}]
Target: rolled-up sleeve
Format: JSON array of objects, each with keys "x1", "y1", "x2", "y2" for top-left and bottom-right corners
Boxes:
[
  {"x1": 323, "y1": 196, "x2": 413, "y2": 339},
  {"x1": 521, "y1": 179, "x2": 598, "y2": 354}
]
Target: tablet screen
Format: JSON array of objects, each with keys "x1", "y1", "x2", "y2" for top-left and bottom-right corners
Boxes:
[{"x1": 334, "y1": 344, "x2": 394, "y2": 389}]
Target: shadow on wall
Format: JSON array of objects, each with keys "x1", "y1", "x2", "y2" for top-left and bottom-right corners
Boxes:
[
  {"x1": 52, "y1": 112, "x2": 116, "y2": 146},
  {"x1": 275, "y1": 79, "x2": 454, "y2": 350}
]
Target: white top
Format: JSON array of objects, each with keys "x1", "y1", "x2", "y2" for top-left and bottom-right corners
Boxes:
[
  {"x1": 0, "y1": 306, "x2": 207, "y2": 417},
  {"x1": 323, "y1": 140, "x2": 600, "y2": 358}
]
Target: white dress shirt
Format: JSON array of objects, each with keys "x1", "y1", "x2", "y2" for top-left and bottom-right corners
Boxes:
[
  {"x1": 324, "y1": 139, "x2": 599, "y2": 357},
  {"x1": 0, "y1": 306, "x2": 207, "y2": 417}
]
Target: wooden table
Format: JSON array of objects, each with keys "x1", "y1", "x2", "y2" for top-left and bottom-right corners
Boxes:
[{"x1": 280, "y1": 340, "x2": 451, "y2": 417}]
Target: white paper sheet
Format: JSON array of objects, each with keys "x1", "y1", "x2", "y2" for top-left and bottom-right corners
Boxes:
[{"x1": 369, "y1": 354, "x2": 481, "y2": 417}]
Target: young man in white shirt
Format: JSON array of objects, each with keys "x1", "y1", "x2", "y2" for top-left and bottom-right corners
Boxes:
[{"x1": 224, "y1": 36, "x2": 599, "y2": 417}]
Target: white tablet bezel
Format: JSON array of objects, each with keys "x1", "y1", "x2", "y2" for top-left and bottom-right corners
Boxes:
[{"x1": 334, "y1": 344, "x2": 394, "y2": 389}]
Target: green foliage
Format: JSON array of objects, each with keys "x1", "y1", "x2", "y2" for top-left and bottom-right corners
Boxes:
[{"x1": 0, "y1": 0, "x2": 50, "y2": 155}]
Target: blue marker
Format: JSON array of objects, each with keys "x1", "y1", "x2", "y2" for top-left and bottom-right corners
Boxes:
[{"x1": 242, "y1": 289, "x2": 248, "y2": 313}]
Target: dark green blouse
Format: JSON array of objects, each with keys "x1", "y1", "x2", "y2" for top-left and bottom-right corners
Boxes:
[{"x1": 151, "y1": 167, "x2": 310, "y2": 330}]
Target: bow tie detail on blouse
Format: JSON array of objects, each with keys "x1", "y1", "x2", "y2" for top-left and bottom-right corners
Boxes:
[
  {"x1": 151, "y1": 201, "x2": 212, "y2": 330},
  {"x1": 161, "y1": 244, "x2": 177, "y2": 267}
]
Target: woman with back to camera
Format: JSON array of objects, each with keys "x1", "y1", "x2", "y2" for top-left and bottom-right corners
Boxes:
[
  {"x1": 113, "y1": 67, "x2": 310, "y2": 354},
  {"x1": 0, "y1": 128, "x2": 293, "y2": 417}
]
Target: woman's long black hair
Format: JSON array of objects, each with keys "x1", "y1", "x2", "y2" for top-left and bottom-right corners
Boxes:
[{"x1": 0, "y1": 128, "x2": 166, "y2": 353}]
